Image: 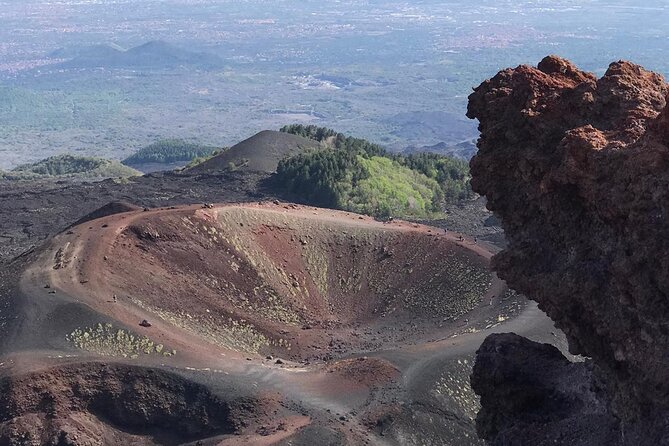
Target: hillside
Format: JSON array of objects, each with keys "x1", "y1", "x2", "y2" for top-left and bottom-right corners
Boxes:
[
  {"x1": 275, "y1": 125, "x2": 472, "y2": 218},
  {"x1": 186, "y1": 130, "x2": 321, "y2": 173},
  {"x1": 280, "y1": 124, "x2": 386, "y2": 156},
  {"x1": 55, "y1": 40, "x2": 223, "y2": 70},
  {"x1": 275, "y1": 151, "x2": 443, "y2": 218},
  {"x1": 351, "y1": 156, "x2": 443, "y2": 217},
  {"x1": 4, "y1": 154, "x2": 141, "y2": 180}
]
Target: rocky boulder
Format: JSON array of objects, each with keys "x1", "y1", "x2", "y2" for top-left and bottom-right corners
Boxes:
[{"x1": 467, "y1": 56, "x2": 669, "y2": 444}]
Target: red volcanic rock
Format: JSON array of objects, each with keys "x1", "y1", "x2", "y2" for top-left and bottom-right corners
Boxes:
[{"x1": 468, "y1": 56, "x2": 669, "y2": 444}]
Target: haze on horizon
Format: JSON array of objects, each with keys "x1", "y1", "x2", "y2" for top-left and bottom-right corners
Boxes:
[{"x1": 0, "y1": 0, "x2": 668, "y2": 168}]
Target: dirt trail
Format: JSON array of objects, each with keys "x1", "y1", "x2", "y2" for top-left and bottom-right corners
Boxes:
[{"x1": 7, "y1": 201, "x2": 554, "y2": 445}]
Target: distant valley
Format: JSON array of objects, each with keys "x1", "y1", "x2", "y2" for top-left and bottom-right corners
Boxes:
[{"x1": 2, "y1": 1, "x2": 667, "y2": 169}]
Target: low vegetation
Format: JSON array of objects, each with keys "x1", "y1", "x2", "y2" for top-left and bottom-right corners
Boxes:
[
  {"x1": 122, "y1": 139, "x2": 219, "y2": 166},
  {"x1": 276, "y1": 125, "x2": 473, "y2": 218},
  {"x1": 3, "y1": 154, "x2": 141, "y2": 180},
  {"x1": 66, "y1": 323, "x2": 175, "y2": 358},
  {"x1": 349, "y1": 156, "x2": 443, "y2": 217},
  {"x1": 128, "y1": 293, "x2": 282, "y2": 354}
]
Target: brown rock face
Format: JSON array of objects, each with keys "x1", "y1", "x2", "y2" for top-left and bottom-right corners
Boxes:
[{"x1": 467, "y1": 56, "x2": 669, "y2": 444}]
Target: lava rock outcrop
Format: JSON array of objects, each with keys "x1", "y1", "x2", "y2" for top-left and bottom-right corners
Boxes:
[
  {"x1": 467, "y1": 56, "x2": 669, "y2": 444},
  {"x1": 472, "y1": 333, "x2": 617, "y2": 446}
]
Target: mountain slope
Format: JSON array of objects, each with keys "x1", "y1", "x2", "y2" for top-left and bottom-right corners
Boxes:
[{"x1": 187, "y1": 130, "x2": 321, "y2": 173}]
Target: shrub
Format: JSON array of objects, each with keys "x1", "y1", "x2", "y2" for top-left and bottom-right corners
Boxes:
[{"x1": 275, "y1": 126, "x2": 473, "y2": 217}]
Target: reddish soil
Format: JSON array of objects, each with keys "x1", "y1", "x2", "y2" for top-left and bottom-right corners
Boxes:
[
  {"x1": 3, "y1": 201, "x2": 532, "y2": 445},
  {"x1": 0, "y1": 361, "x2": 302, "y2": 446},
  {"x1": 326, "y1": 357, "x2": 399, "y2": 388}
]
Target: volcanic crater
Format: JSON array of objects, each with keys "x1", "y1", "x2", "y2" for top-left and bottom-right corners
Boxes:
[
  {"x1": 5, "y1": 201, "x2": 516, "y2": 444},
  {"x1": 53, "y1": 203, "x2": 493, "y2": 362}
]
